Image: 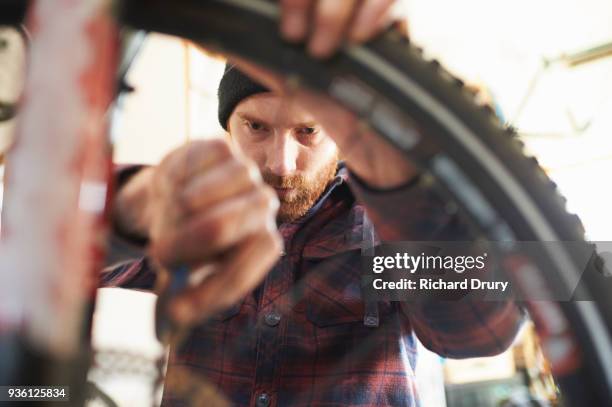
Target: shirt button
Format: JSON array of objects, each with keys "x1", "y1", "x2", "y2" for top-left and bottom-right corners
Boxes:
[
  {"x1": 264, "y1": 311, "x2": 281, "y2": 327},
  {"x1": 256, "y1": 392, "x2": 270, "y2": 407}
]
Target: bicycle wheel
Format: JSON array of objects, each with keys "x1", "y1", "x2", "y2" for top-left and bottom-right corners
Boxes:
[{"x1": 118, "y1": 1, "x2": 612, "y2": 405}]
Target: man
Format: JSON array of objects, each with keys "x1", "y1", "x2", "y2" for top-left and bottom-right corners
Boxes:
[{"x1": 101, "y1": 1, "x2": 524, "y2": 405}]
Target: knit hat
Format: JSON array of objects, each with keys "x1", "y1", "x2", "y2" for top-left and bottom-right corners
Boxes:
[{"x1": 217, "y1": 63, "x2": 269, "y2": 130}]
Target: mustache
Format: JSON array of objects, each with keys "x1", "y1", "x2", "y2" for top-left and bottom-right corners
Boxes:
[{"x1": 261, "y1": 171, "x2": 307, "y2": 189}]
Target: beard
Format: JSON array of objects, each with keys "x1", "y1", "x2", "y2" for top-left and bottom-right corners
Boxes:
[{"x1": 262, "y1": 159, "x2": 338, "y2": 223}]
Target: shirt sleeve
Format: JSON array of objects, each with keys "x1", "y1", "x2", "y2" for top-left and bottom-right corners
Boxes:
[
  {"x1": 402, "y1": 299, "x2": 525, "y2": 358},
  {"x1": 104, "y1": 163, "x2": 148, "y2": 268},
  {"x1": 348, "y1": 170, "x2": 525, "y2": 358},
  {"x1": 347, "y1": 172, "x2": 457, "y2": 241},
  {"x1": 99, "y1": 164, "x2": 156, "y2": 291}
]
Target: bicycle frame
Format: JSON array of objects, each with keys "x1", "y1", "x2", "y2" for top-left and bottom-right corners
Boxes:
[{"x1": 0, "y1": 0, "x2": 118, "y2": 400}]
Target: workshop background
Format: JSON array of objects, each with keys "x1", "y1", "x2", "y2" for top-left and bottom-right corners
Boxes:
[{"x1": 1, "y1": 0, "x2": 611, "y2": 406}]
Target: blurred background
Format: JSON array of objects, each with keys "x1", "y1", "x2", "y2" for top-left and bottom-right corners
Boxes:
[{"x1": 1, "y1": 0, "x2": 611, "y2": 405}]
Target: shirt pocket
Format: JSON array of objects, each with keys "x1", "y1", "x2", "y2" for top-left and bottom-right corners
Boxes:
[
  {"x1": 301, "y1": 252, "x2": 389, "y2": 329},
  {"x1": 306, "y1": 287, "x2": 365, "y2": 327}
]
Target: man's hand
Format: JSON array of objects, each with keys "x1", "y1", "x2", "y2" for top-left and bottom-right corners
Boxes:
[
  {"x1": 280, "y1": 0, "x2": 396, "y2": 58},
  {"x1": 228, "y1": 58, "x2": 418, "y2": 189},
  {"x1": 115, "y1": 139, "x2": 282, "y2": 325},
  {"x1": 225, "y1": 0, "x2": 416, "y2": 189}
]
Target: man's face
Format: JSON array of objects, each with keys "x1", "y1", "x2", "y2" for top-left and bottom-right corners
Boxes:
[{"x1": 227, "y1": 93, "x2": 339, "y2": 222}]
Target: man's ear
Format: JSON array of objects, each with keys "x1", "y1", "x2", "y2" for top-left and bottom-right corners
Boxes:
[
  {"x1": 225, "y1": 116, "x2": 233, "y2": 139},
  {"x1": 223, "y1": 120, "x2": 234, "y2": 148}
]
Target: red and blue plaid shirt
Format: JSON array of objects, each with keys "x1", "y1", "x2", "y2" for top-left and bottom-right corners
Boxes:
[{"x1": 101, "y1": 166, "x2": 524, "y2": 406}]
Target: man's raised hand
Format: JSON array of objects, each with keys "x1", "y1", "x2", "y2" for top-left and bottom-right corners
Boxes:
[
  {"x1": 116, "y1": 139, "x2": 282, "y2": 325},
  {"x1": 280, "y1": 0, "x2": 396, "y2": 58}
]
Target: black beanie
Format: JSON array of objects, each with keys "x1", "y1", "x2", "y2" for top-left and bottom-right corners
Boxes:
[{"x1": 217, "y1": 63, "x2": 269, "y2": 130}]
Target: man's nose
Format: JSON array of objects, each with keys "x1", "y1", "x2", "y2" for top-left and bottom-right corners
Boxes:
[{"x1": 266, "y1": 133, "x2": 298, "y2": 176}]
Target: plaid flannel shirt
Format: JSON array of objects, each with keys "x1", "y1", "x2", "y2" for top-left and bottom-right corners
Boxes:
[{"x1": 101, "y1": 166, "x2": 524, "y2": 407}]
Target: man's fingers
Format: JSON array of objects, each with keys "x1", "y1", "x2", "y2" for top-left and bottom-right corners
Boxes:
[
  {"x1": 280, "y1": 0, "x2": 396, "y2": 57},
  {"x1": 308, "y1": 0, "x2": 358, "y2": 58},
  {"x1": 158, "y1": 138, "x2": 233, "y2": 192},
  {"x1": 349, "y1": 0, "x2": 395, "y2": 43},
  {"x1": 168, "y1": 230, "x2": 282, "y2": 325},
  {"x1": 181, "y1": 158, "x2": 261, "y2": 213},
  {"x1": 148, "y1": 140, "x2": 236, "y2": 242},
  {"x1": 280, "y1": 0, "x2": 311, "y2": 42},
  {"x1": 151, "y1": 186, "x2": 279, "y2": 267}
]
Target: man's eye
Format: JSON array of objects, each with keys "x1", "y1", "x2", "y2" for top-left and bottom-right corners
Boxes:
[
  {"x1": 246, "y1": 121, "x2": 267, "y2": 132},
  {"x1": 296, "y1": 127, "x2": 317, "y2": 136}
]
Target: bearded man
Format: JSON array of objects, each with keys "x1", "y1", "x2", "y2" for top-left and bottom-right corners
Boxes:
[{"x1": 101, "y1": 1, "x2": 524, "y2": 405}]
